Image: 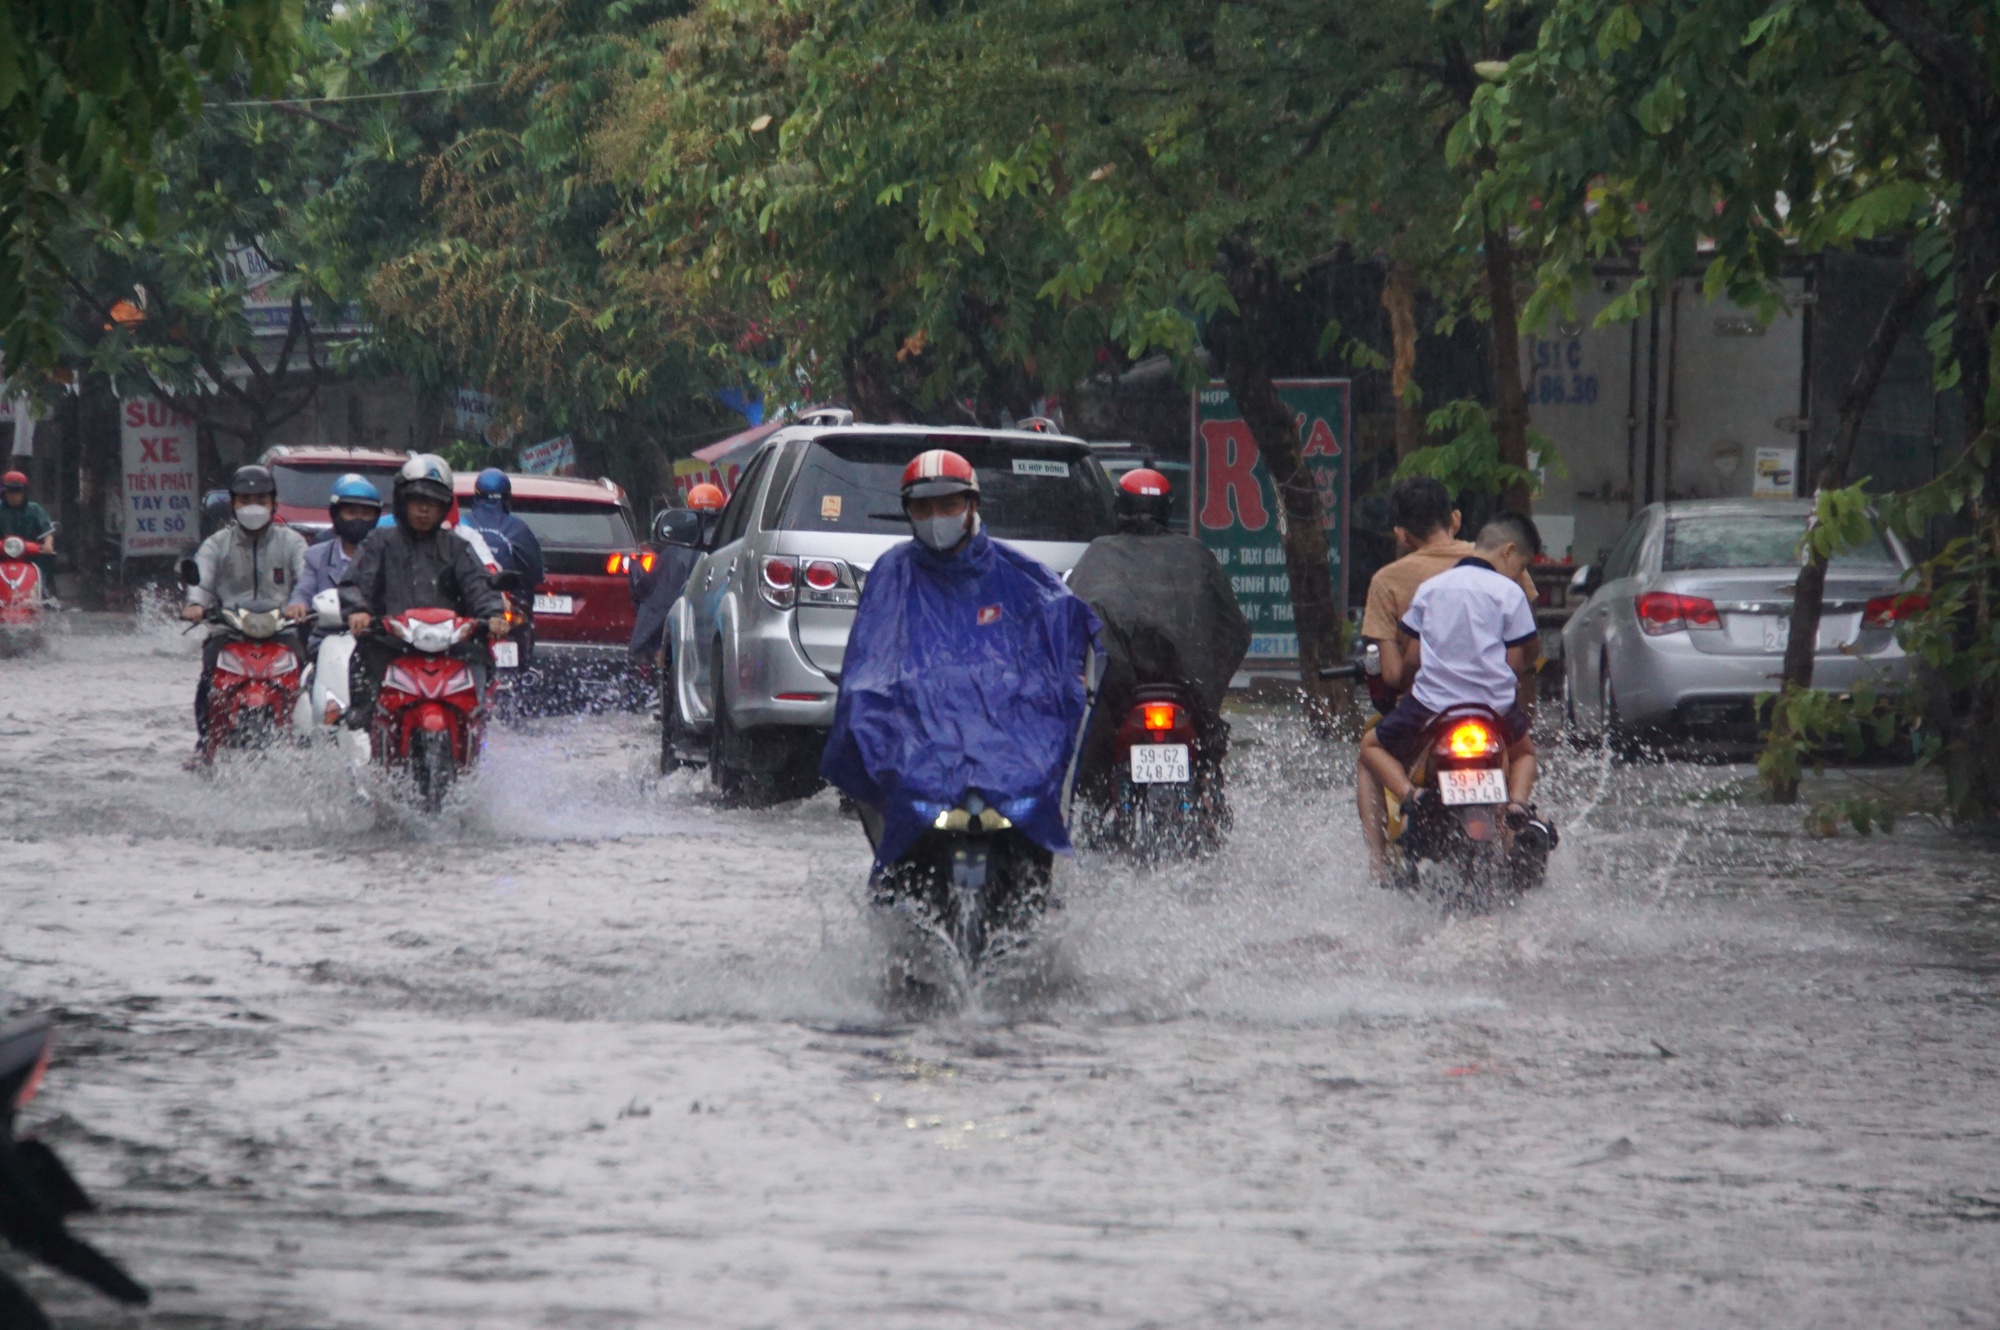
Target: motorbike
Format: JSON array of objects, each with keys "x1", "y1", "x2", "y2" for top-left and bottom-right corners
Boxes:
[
  {"x1": 1323, "y1": 663, "x2": 1557, "y2": 911},
  {"x1": 0, "y1": 1012, "x2": 151, "y2": 1327},
  {"x1": 180, "y1": 558, "x2": 303, "y2": 763},
  {"x1": 0, "y1": 534, "x2": 48, "y2": 654},
  {"x1": 366, "y1": 609, "x2": 493, "y2": 813},
  {"x1": 1073, "y1": 681, "x2": 1228, "y2": 858},
  {"x1": 870, "y1": 793, "x2": 1054, "y2": 970}
]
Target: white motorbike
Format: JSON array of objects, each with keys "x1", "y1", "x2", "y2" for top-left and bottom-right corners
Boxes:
[{"x1": 294, "y1": 588, "x2": 370, "y2": 763}]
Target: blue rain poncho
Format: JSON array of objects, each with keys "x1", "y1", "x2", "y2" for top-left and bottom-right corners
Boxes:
[{"x1": 821, "y1": 528, "x2": 1100, "y2": 867}]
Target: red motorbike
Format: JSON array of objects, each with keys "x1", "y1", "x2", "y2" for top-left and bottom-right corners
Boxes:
[
  {"x1": 199, "y1": 602, "x2": 305, "y2": 762},
  {"x1": 0, "y1": 534, "x2": 46, "y2": 652},
  {"x1": 370, "y1": 608, "x2": 491, "y2": 812}
]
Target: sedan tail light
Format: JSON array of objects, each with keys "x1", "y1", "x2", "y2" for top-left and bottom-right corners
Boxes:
[
  {"x1": 1862, "y1": 591, "x2": 1928, "y2": 629},
  {"x1": 1637, "y1": 592, "x2": 1721, "y2": 635},
  {"x1": 759, "y1": 556, "x2": 797, "y2": 609}
]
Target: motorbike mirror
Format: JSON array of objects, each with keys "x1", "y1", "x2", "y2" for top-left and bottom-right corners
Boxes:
[
  {"x1": 178, "y1": 557, "x2": 201, "y2": 587},
  {"x1": 201, "y1": 489, "x2": 232, "y2": 524},
  {"x1": 654, "y1": 509, "x2": 705, "y2": 549},
  {"x1": 1569, "y1": 564, "x2": 1600, "y2": 597},
  {"x1": 491, "y1": 569, "x2": 521, "y2": 593}
]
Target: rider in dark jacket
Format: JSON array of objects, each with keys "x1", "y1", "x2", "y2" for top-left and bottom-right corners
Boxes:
[
  {"x1": 339, "y1": 455, "x2": 508, "y2": 724},
  {"x1": 458, "y1": 468, "x2": 544, "y2": 664}
]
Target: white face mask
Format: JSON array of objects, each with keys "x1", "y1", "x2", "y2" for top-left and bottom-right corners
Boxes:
[
  {"x1": 912, "y1": 508, "x2": 975, "y2": 552},
  {"x1": 235, "y1": 504, "x2": 272, "y2": 532}
]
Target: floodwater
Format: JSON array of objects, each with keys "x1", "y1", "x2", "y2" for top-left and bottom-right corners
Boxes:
[{"x1": 3, "y1": 616, "x2": 1998, "y2": 1328}]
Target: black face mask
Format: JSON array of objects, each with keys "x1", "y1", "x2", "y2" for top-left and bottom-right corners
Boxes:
[{"x1": 333, "y1": 514, "x2": 377, "y2": 545}]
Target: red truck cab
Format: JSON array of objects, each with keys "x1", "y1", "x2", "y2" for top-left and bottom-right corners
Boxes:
[
  {"x1": 452, "y1": 472, "x2": 642, "y2": 666},
  {"x1": 260, "y1": 446, "x2": 409, "y2": 539}
]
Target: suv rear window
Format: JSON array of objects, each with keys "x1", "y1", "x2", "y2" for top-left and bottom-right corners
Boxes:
[
  {"x1": 778, "y1": 435, "x2": 1114, "y2": 543},
  {"x1": 274, "y1": 464, "x2": 402, "y2": 509},
  {"x1": 510, "y1": 500, "x2": 635, "y2": 549},
  {"x1": 1663, "y1": 513, "x2": 1898, "y2": 571}
]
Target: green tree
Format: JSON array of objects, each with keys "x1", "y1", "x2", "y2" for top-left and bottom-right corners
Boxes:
[{"x1": 0, "y1": 0, "x2": 298, "y2": 371}]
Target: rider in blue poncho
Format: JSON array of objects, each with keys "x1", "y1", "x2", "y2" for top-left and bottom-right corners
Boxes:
[{"x1": 820, "y1": 448, "x2": 1100, "y2": 870}]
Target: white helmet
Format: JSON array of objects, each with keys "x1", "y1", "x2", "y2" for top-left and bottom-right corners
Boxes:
[{"x1": 395, "y1": 453, "x2": 454, "y2": 508}]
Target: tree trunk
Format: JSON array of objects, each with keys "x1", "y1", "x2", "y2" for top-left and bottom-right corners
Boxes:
[
  {"x1": 1381, "y1": 259, "x2": 1421, "y2": 459},
  {"x1": 1209, "y1": 251, "x2": 1345, "y2": 730},
  {"x1": 1482, "y1": 221, "x2": 1533, "y2": 514},
  {"x1": 1767, "y1": 262, "x2": 1937, "y2": 804}
]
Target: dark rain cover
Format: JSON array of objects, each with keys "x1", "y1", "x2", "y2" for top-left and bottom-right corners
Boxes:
[
  {"x1": 820, "y1": 529, "x2": 1100, "y2": 866},
  {"x1": 1066, "y1": 532, "x2": 1252, "y2": 719}
]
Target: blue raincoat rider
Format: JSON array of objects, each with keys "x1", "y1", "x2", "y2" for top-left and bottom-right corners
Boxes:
[
  {"x1": 820, "y1": 448, "x2": 1100, "y2": 871},
  {"x1": 458, "y1": 468, "x2": 544, "y2": 664}
]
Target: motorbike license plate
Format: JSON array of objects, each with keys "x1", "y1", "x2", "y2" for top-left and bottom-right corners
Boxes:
[
  {"x1": 492, "y1": 641, "x2": 520, "y2": 668},
  {"x1": 1130, "y1": 743, "x2": 1190, "y2": 783},
  {"x1": 1438, "y1": 767, "x2": 1508, "y2": 806},
  {"x1": 533, "y1": 594, "x2": 573, "y2": 615}
]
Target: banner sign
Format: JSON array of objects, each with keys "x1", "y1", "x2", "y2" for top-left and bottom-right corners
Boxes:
[
  {"x1": 119, "y1": 397, "x2": 200, "y2": 557},
  {"x1": 517, "y1": 434, "x2": 577, "y2": 476},
  {"x1": 672, "y1": 454, "x2": 747, "y2": 500},
  {"x1": 1191, "y1": 379, "x2": 1351, "y2": 659}
]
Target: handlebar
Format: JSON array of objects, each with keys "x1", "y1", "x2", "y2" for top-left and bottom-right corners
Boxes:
[{"x1": 1318, "y1": 662, "x2": 1365, "y2": 682}]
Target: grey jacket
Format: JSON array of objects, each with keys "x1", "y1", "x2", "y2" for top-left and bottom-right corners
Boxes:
[
  {"x1": 338, "y1": 523, "x2": 503, "y2": 622},
  {"x1": 289, "y1": 536, "x2": 354, "y2": 608},
  {"x1": 186, "y1": 523, "x2": 309, "y2": 609}
]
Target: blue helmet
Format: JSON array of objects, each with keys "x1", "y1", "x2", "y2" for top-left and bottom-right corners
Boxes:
[
  {"x1": 329, "y1": 473, "x2": 383, "y2": 510},
  {"x1": 474, "y1": 468, "x2": 511, "y2": 499}
]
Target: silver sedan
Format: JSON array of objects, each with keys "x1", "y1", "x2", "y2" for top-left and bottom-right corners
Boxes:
[{"x1": 1561, "y1": 499, "x2": 1915, "y2": 744}]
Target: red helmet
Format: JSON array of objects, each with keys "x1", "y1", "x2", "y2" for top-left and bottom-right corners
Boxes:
[
  {"x1": 686, "y1": 482, "x2": 726, "y2": 512},
  {"x1": 1115, "y1": 466, "x2": 1173, "y2": 528},
  {"x1": 1, "y1": 471, "x2": 25, "y2": 490},
  {"x1": 900, "y1": 449, "x2": 979, "y2": 501},
  {"x1": 1119, "y1": 467, "x2": 1169, "y2": 498}
]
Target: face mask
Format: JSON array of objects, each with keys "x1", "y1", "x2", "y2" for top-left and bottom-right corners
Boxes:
[
  {"x1": 333, "y1": 514, "x2": 376, "y2": 544},
  {"x1": 236, "y1": 504, "x2": 272, "y2": 532},
  {"x1": 912, "y1": 508, "x2": 974, "y2": 552}
]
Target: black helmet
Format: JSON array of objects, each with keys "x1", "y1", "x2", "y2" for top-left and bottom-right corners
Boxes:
[{"x1": 229, "y1": 464, "x2": 276, "y2": 498}]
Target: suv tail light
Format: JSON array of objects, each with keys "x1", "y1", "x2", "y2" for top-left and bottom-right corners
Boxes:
[
  {"x1": 759, "y1": 556, "x2": 797, "y2": 608},
  {"x1": 1862, "y1": 591, "x2": 1927, "y2": 629},
  {"x1": 797, "y1": 558, "x2": 860, "y2": 607},
  {"x1": 1637, "y1": 592, "x2": 1720, "y2": 635},
  {"x1": 604, "y1": 551, "x2": 646, "y2": 575}
]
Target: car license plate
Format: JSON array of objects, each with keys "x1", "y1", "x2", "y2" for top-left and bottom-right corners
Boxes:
[
  {"x1": 1762, "y1": 618, "x2": 1789, "y2": 652},
  {"x1": 1130, "y1": 743, "x2": 1190, "y2": 783},
  {"x1": 1438, "y1": 768, "x2": 1508, "y2": 806},
  {"x1": 533, "y1": 594, "x2": 574, "y2": 615},
  {"x1": 492, "y1": 641, "x2": 519, "y2": 668}
]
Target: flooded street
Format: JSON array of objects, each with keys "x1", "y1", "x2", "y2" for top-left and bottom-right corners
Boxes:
[{"x1": 4, "y1": 619, "x2": 1999, "y2": 1328}]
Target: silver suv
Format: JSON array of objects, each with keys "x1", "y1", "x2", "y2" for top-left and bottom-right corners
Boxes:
[{"x1": 664, "y1": 424, "x2": 1118, "y2": 800}]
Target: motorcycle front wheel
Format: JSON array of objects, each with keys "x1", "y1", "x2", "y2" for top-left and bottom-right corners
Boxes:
[{"x1": 412, "y1": 728, "x2": 455, "y2": 814}]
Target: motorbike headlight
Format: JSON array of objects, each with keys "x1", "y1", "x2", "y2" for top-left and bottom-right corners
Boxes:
[{"x1": 1, "y1": 537, "x2": 22, "y2": 560}]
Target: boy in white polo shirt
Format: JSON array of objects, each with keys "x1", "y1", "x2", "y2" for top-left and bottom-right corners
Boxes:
[{"x1": 1359, "y1": 512, "x2": 1544, "y2": 819}]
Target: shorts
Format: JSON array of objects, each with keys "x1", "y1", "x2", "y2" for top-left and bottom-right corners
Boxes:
[{"x1": 1373, "y1": 697, "x2": 1530, "y2": 768}]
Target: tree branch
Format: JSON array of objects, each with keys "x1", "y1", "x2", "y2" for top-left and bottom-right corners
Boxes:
[{"x1": 1856, "y1": 0, "x2": 1994, "y2": 108}]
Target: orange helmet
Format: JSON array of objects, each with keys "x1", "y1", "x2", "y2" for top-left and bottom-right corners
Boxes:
[
  {"x1": 1, "y1": 470, "x2": 26, "y2": 491},
  {"x1": 900, "y1": 449, "x2": 979, "y2": 501},
  {"x1": 686, "y1": 482, "x2": 726, "y2": 512}
]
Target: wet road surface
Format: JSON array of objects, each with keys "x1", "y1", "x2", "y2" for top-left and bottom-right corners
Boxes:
[{"x1": 3, "y1": 617, "x2": 1998, "y2": 1327}]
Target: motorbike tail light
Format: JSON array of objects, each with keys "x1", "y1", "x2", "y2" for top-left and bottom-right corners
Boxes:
[
  {"x1": 1141, "y1": 701, "x2": 1180, "y2": 731},
  {"x1": 759, "y1": 556, "x2": 797, "y2": 609},
  {"x1": 1442, "y1": 718, "x2": 1500, "y2": 760},
  {"x1": 1637, "y1": 592, "x2": 1721, "y2": 635},
  {"x1": 1863, "y1": 591, "x2": 1928, "y2": 629}
]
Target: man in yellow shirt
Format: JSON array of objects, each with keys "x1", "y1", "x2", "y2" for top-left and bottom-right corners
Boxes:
[{"x1": 1356, "y1": 478, "x2": 1540, "y2": 878}]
